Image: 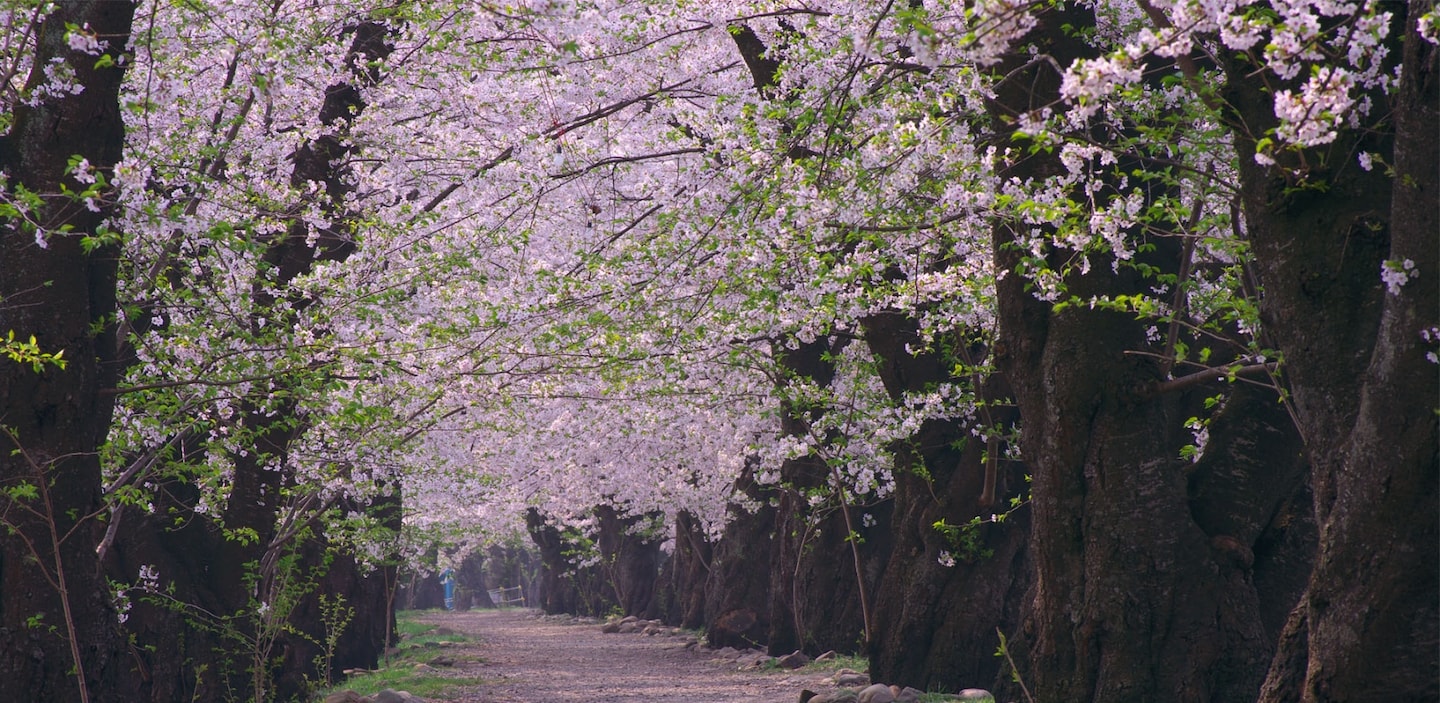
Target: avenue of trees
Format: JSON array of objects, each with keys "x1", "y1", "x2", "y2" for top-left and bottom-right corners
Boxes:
[{"x1": 0, "y1": 1, "x2": 1434, "y2": 702}]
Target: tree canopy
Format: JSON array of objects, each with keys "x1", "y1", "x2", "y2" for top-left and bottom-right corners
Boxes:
[{"x1": 0, "y1": 1, "x2": 1434, "y2": 701}]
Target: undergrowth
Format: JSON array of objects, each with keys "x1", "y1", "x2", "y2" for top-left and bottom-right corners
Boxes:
[{"x1": 312, "y1": 610, "x2": 487, "y2": 701}]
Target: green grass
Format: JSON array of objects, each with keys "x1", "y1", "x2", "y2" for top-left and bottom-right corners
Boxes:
[
  {"x1": 803, "y1": 652, "x2": 869, "y2": 673},
  {"x1": 918, "y1": 693, "x2": 986, "y2": 703},
  {"x1": 319, "y1": 666, "x2": 487, "y2": 699},
  {"x1": 394, "y1": 611, "x2": 438, "y2": 638},
  {"x1": 312, "y1": 611, "x2": 488, "y2": 701}
]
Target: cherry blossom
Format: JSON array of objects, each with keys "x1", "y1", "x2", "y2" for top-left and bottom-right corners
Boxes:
[{"x1": 3, "y1": 0, "x2": 1400, "y2": 573}]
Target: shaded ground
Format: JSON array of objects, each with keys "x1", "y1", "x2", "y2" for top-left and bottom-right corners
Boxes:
[{"x1": 411, "y1": 608, "x2": 845, "y2": 703}]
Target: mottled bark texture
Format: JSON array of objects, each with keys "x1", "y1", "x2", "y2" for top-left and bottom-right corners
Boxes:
[
  {"x1": 766, "y1": 337, "x2": 885, "y2": 655},
  {"x1": 457, "y1": 549, "x2": 495, "y2": 608},
  {"x1": 484, "y1": 542, "x2": 542, "y2": 607},
  {"x1": 655, "y1": 510, "x2": 712, "y2": 628},
  {"x1": 699, "y1": 336, "x2": 880, "y2": 654},
  {"x1": 862, "y1": 312, "x2": 1031, "y2": 693},
  {"x1": 988, "y1": 4, "x2": 1313, "y2": 701},
  {"x1": 271, "y1": 494, "x2": 401, "y2": 701},
  {"x1": 702, "y1": 468, "x2": 780, "y2": 650},
  {"x1": 594, "y1": 505, "x2": 663, "y2": 616},
  {"x1": 523, "y1": 506, "x2": 664, "y2": 618},
  {"x1": 1223, "y1": 5, "x2": 1440, "y2": 701},
  {"x1": 0, "y1": 3, "x2": 137, "y2": 701},
  {"x1": 525, "y1": 508, "x2": 622, "y2": 616},
  {"x1": 767, "y1": 464, "x2": 891, "y2": 655}
]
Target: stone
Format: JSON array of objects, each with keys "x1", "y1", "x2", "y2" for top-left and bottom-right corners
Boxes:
[
  {"x1": 323, "y1": 691, "x2": 364, "y2": 703},
  {"x1": 643, "y1": 625, "x2": 662, "y2": 635},
  {"x1": 954, "y1": 690, "x2": 995, "y2": 702},
  {"x1": 600, "y1": 622, "x2": 621, "y2": 634},
  {"x1": 617, "y1": 621, "x2": 640, "y2": 634},
  {"x1": 857, "y1": 683, "x2": 895, "y2": 703},
  {"x1": 736, "y1": 652, "x2": 775, "y2": 669},
  {"x1": 777, "y1": 650, "x2": 812, "y2": 669},
  {"x1": 426, "y1": 655, "x2": 455, "y2": 667},
  {"x1": 814, "y1": 650, "x2": 838, "y2": 662},
  {"x1": 715, "y1": 646, "x2": 740, "y2": 658},
  {"x1": 834, "y1": 671, "x2": 870, "y2": 687},
  {"x1": 370, "y1": 689, "x2": 410, "y2": 703},
  {"x1": 799, "y1": 689, "x2": 819, "y2": 703},
  {"x1": 811, "y1": 690, "x2": 859, "y2": 703},
  {"x1": 619, "y1": 615, "x2": 640, "y2": 624},
  {"x1": 894, "y1": 686, "x2": 923, "y2": 703}
]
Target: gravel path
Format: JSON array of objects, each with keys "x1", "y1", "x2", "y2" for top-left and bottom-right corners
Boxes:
[{"x1": 412, "y1": 609, "x2": 844, "y2": 703}]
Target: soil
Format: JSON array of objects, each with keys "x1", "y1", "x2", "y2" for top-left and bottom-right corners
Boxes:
[{"x1": 410, "y1": 608, "x2": 849, "y2": 703}]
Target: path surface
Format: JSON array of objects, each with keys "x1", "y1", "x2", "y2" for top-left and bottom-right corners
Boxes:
[{"x1": 413, "y1": 609, "x2": 843, "y2": 703}]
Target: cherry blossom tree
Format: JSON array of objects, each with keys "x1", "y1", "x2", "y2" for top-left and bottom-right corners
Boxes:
[
  {"x1": 1, "y1": 0, "x2": 1433, "y2": 701},
  {"x1": 967, "y1": 0, "x2": 1437, "y2": 698}
]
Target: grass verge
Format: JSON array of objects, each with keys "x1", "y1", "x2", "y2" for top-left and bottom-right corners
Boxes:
[
  {"x1": 313, "y1": 610, "x2": 488, "y2": 701},
  {"x1": 802, "y1": 652, "x2": 869, "y2": 673}
]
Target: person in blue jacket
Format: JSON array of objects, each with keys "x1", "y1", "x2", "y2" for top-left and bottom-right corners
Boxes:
[{"x1": 440, "y1": 567, "x2": 456, "y2": 610}]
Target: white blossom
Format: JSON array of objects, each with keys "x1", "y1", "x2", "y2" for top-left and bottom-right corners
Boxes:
[{"x1": 1381, "y1": 258, "x2": 1417, "y2": 295}]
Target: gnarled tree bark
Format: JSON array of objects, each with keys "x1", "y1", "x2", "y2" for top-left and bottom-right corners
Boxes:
[
  {"x1": 0, "y1": 4, "x2": 137, "y2": 701},
  {"x1": 1221, "y1": 5, "x2": 1440, "y2": 700},
  {"x1": 987, "y1": 4, "x2": 1312, "y2": 700}
]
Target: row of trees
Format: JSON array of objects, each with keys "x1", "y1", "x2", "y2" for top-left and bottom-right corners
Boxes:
[{"x1": 0, "y1": 1, "x2": 1434, "y2": 701}]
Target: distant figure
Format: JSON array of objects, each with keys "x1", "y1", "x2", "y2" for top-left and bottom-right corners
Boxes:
[{"x1": 441, "y1": 567, "x2": 456, "y2": 610}]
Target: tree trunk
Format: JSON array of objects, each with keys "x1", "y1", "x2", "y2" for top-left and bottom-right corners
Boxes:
[
  {"x1": 456, "y1": 548, "x2": 489, "y2": 608},
  {"x1": 988, "y1": 5, "x2": 1303, "y2": 700},
  {"x1": 594, "y1": 505, "x2": 662, "y2": 617},
  {"x1": 768, "y1": 475, "x2": 891, "y2": 654},
  {"x1": 271, "y1": 492, "x2": 401, "y2": 700},
  {"x1": 763, "y1": 336, "x2": 882, "y2": 655},
  {"x1": 703, "y1": 467, "x2": 778, "y2": 650},
  {"x1": 1185, "y1": 383, "x2": 1316, "y2": 651},
  {"x1": 862, "y1": 312, "x2": 1032, "y2": 692},
  {"x1": 214, "y1": 13, "x2": 391, "y2": 602},
  {"x1": 663, "y1": 510, "x2": 712, "y2": 629},
  {"x1": 525, "y1": 508, "x2": 616, "y2": 616},
  {"x1": 0, "y1": 4, "x2": 137, "y2": 701},
  {"x1": 102, "y1": 471, "x2": 235, "y2": 702},
  {"x1": 1222, "y1": 7, "x2": 1440, "y2": 700}
]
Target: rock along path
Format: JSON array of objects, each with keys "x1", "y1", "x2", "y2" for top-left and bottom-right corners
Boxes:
[{"x1": 412, "y1": 608, "x2": 845, "y2": 703}]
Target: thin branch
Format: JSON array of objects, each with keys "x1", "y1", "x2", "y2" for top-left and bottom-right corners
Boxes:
[
  {"x1": 419, "y1": 145, "x2": 515, "y2": 214},
  {"x1": 1147, "y1": 361, "x2": 1277, "y2": 395},
  {"x1": 100, "y1": 372, "x2": 281, "y2": 397},
  {"x1": 1161, "y1": 195, "x2": 1206, "y2": 374},
  {"x1": 552, "y1": 148, "x2": 705, "y2": 179},
  {"x1": 823, "y1": 209, "x2": 972, "y2": 233}
]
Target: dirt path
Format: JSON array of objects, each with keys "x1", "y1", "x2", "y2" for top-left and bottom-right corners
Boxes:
[{"x1": 412, "y1": 609, "x2": 845, "y2": 703}]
